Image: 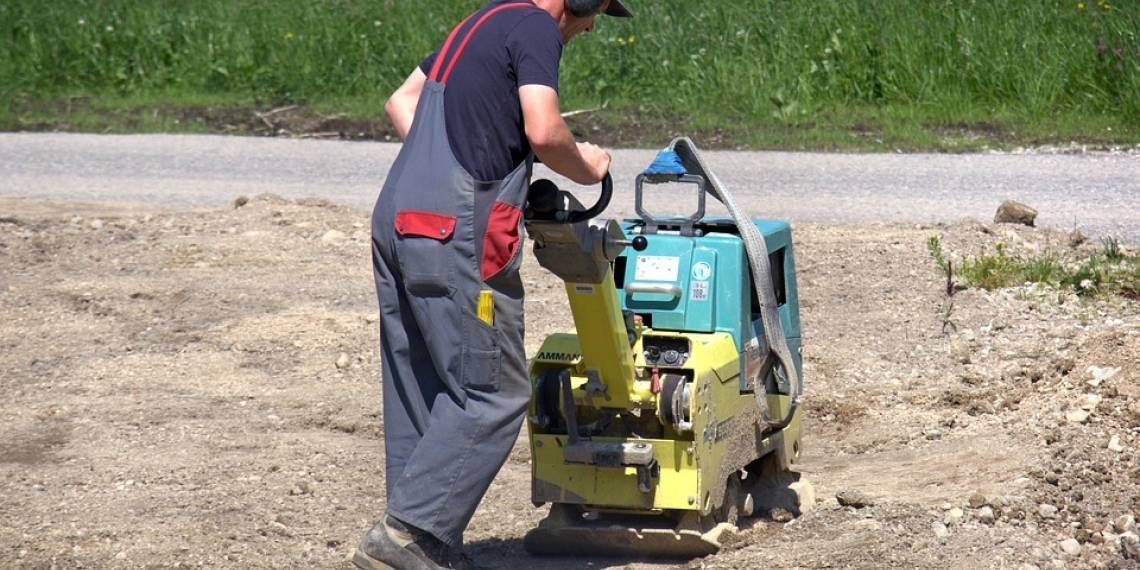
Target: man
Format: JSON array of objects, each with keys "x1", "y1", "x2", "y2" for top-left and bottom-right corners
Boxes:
[{"x1": 355, "y1": 1, "x2": 633, "y2": 569}]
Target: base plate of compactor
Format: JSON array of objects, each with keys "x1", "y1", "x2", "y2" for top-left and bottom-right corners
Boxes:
[
  {"x1": 522, "y1": 505, "x2": 734, "y2": 558},
  {"x1": 523, "y1": 472, "x2": 815, "y2": 559}
]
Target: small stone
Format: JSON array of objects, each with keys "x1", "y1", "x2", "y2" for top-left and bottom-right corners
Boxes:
[
  {"x1": 321, "y1": 229, "x2": 347, "y2": 244},
  {"x1": 850, "y1": 519, "x2": 883, "y2": 531},
  {"x1": 1066, "y1": 410, "x2": 1091, "y2": 424},
  {"x1": 949, "y1": 339, "x2": 971, "y2": 364},
  {"x1": 1079, "y1": 394, "x2": 1103, "y2": 411},
  {"x1": 234, "y1": 196, "x2": 250, "y2": 208},
  {"x1": 945, "y1": 508, "x2": 965, "y2": 526},
  {"x1": 1039, "y1": 504, "x2": 1059, "y2": 519},
  {"x1": 1059, "y1": 538, "x2": 1081, "y2": 556},
  {"x1": 1085, "y1": 365, "x2": 1120, "y2": 386},
  {"x1": 978, "y1": 506, "x2": 996, "y2": 525},
  {"x1": 968, "y1": 492, "x2": 988, "y2": 509},
  {"x1": 836, "y1": 489, "x2": 874, "y2": 508},
  {"x1": 335, "y1": 353, "x2": 351, "y2": 369},
  {"x1": 994, "y1": 200, "x2": 1038, "y2": 226},
  {"x1": 1108, "y1": 435, "x2": 1126, "y2": 453},
  {"x1": 932, "y1": 521, "x2": 950, "y2": 538},
  {"x1": 1122, "y1": 533, "x2": 1140, "y2": 560},
  {"x1": 1076, "y1": 528, "x2": 1098, "y2": 544},
  {"x1": 268, "y1": 521, "x2": 292, "y2": 537},
  {"x1": 1115, "y1": 515, "x2": 1137, "y2": 534}
]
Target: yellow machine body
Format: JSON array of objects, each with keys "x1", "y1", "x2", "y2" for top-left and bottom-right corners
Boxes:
[{"x1": 529, "y1": 326, "x2": 798, "y2": 515}]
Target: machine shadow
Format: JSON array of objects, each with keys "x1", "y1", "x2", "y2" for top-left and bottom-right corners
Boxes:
[{"x1": 467, "y1": 537, "x2": 683, "y2": 570}]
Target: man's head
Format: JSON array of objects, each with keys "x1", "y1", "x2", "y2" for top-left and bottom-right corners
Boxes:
[{"x1": 558, "y1": 0, "x2": 632, "y2": 42}]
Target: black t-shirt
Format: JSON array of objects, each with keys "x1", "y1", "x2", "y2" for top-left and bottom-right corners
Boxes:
[{"x1": 418, "y1": 0, "x2": 562, "y2": 182}]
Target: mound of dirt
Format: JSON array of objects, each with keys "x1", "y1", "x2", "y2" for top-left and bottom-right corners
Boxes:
[{"x1": 1, "y1": 194, "x2": 1137, "y2": 570}]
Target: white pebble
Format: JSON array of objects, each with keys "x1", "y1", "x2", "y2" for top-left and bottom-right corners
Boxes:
[
  {"x1": 1059, "y1": 538, "x2": 1081, "y2": 556},
  {"x1": 1108, "y1": 435, "x2": 1125, "y2": 453}
]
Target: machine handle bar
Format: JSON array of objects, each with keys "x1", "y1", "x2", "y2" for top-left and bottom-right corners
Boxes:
[
  {"x1": 624, "y1": 282, "x2": 682, "y2": 297},
  {"x1": 564, "y1": 172, "x2": 613, "y2": 224}
]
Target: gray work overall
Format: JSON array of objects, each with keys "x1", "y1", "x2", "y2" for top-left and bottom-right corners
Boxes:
[{"x1": 369, "y1": 3, "x2": 533, "y2": 549}]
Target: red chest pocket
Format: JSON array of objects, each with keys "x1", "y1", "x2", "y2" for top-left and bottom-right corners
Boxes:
[
  {"x1": 394, "y1": 210, "x2": 456, "y2": 298},
  {"x1": 396, "y1": 210, "x2": 455, "y2": 240}
]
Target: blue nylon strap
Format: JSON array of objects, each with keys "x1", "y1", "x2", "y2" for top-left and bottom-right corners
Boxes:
[{"x1": 642, "y1": 149, "x2": 687, "y2": 176}]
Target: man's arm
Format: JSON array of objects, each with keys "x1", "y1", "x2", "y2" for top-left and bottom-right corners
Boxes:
[
  {"x1": 385, "y1": 68, "x2": 427, "y2": 141},
  {"x1": 520, "y1": 84, "x2": 610, "y2": 185}
]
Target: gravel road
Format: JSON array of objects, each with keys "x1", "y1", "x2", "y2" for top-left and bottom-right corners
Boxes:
[{"x1": 2, "y1": 132, "x2": 1138, "y2": 243}]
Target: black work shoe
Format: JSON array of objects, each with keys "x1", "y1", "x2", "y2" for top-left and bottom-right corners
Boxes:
[{"x1": 352, "y1": 516, "x2": 450, "y2": 570}]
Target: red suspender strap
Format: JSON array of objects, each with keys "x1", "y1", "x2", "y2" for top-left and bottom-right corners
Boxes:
[
  {"x1": 427, "y1": 13, "x2": 474, "y2": 82},
  {"x1": 428, "y1": 2, "x2": 530, "y2": 84}
]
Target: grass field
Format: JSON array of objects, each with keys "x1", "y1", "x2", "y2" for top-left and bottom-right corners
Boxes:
[{"x1": 2, "y1": 0, "x2": 1138, "y2": 150}]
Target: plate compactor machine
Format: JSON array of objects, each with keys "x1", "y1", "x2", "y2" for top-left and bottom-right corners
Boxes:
[{"x1": 520, "y1": 138, "x2": 812, "y2": 558}]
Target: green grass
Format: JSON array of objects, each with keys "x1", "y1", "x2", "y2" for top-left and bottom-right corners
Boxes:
[
  {"x1": 927, "y1": 235, "x2": 1140, "y2": 300},
  {"x1": 2, "y1": 0, "x2": 1139, "y2": 149}
]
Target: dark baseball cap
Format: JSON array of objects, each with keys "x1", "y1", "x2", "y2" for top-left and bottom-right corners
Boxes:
[{"x1": 605, "y1": 0, "x2": 633, "y2": 18}]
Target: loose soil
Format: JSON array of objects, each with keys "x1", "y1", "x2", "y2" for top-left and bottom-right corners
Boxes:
[{"x1": 2, "y1": 193, "x2": 1139, "y2": 570}]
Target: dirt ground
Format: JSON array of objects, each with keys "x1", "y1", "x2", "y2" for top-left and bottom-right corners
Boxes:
[{"x1": 2, "y1": 192, "x2": 1139, "y2": 570}]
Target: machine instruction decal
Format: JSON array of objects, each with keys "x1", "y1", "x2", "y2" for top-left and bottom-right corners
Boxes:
[{"x1": 634, "y1": 256, "x2": 680, "y2": 282}]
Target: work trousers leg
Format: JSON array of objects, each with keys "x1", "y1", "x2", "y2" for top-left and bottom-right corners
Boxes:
[{"x1": 372, "y1": 237, "x2": 529, "y2": 548}]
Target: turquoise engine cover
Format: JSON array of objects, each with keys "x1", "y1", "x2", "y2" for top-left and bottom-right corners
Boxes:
[{"x1": 615, "y1": 217, "x2": 803, "y2": 385}]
